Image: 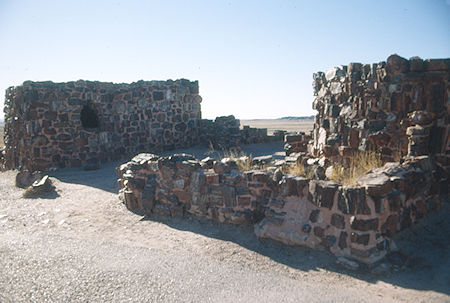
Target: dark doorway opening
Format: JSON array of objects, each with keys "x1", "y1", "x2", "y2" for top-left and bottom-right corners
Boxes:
[{"x1": 81, "y1": 103, "x2": 99, "y2": 129}]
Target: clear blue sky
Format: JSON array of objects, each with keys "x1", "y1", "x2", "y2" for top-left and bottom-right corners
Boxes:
[{"x1": 0, "y1": 0, "x2": 449, "y2": 120}]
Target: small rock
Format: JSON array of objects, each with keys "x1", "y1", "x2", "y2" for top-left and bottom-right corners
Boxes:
[
  {"x1": 273, "y1": 168, "x2": 283, "y2": 182},
  {"x1": 23, "y1": 175, "x2": 53, "y2": 198},
  {"x1": 15, "y1": 170, "x2": 43, "y2": 188}
]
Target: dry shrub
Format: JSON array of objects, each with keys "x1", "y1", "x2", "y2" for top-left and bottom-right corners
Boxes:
[
  {"x1": 331, "y1": 150, "x2": 383, "y2": 186},
  {"x1": 283, "y1": 162, "x2": 305, "y2": 177},
  {"x1": 222, "y1": 149, "x2": 254, "y2": 171},
  {"x1": 0, "y1": 125, "x2": 4, "y2": 147},
  {"x1": 282, "y1": 162, "x2": 316, "y2": 178}
]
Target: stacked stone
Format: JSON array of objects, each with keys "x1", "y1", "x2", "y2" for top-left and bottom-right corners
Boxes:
[
  {"x1": 284, "y1": 132, "x2": 312, "y2": 155},
  {"x1": 311, "y1": 54, "x2": 449, "y2": 169},
  {"x1": 3, "y1": 79, "x2": 201, "y2": 171},
  {"x1": 198, "y1": 115, "x2": 275, "y2": 148},
  {"x1": 240, "y1": 125, "x2": 269, "y2": 144},
  {"x1": 117, "y1": 153, "x2": 441, "y2": 264},
  {"x1": 198, "y1": 115, "x2": 241, "y2": 148}
]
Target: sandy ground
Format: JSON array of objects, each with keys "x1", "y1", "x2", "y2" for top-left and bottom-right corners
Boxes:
[
  {"x1": 240, "y1": 119, "x2": 314, "y2": 135},
  {"x1": 0, "y1": 143, "x2": 449, "y2": 302}
]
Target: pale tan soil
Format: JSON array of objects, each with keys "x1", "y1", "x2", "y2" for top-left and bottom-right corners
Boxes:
[
  {"x1": 0, "y1": 144, "x2": 449, "y2": 302},
  {"x1": 240, "y1": 119, "x2": 314, "y2": 135}
]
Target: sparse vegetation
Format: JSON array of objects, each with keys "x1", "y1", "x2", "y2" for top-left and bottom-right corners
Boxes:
[
  {"x1": 283, "y1": 161, "x2": 305, "y2": 177},
  {"x1": 282, "y1": 161, "x2": 316, "y2": 179},
  {"x1": 222, "y1": 149, "x2": 254, "y2": 171},
  {"x1": 0, "y1": 124, "x2": 4, "y2": 147},
  {"x1": 331, "y1": 150, "x2": 383, "y2": 186}
]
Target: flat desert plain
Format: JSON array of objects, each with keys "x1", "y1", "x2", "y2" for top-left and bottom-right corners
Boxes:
[{"x1": 240, "y1": 118, "x2": 314, "y2": 135}]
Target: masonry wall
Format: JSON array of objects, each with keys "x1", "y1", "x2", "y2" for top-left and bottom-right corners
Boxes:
[
  {"x1": 311, "y1": 55, "x2": 449, "y2": 171},
  {"x1": 198, "y1": 115, "x2": 273, "y2": 148},
  {"x1": 117, "y1": 153, "x2": 441, "y2": 264},
  {"x1": 3, "y1": 80, "x2": 201, "y2": 171}
]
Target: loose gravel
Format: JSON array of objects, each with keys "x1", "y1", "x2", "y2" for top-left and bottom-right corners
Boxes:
[{"x1": 0, "y1": 156, "x2": 449, "y2": 302}]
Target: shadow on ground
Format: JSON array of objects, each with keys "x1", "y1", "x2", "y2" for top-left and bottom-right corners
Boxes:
[
  {"x1": 140, "y1": 204, "x2": 450, "y2": 296},
  {"x1": 48, "y1": 141, "x2": 449, "y2": 296}
]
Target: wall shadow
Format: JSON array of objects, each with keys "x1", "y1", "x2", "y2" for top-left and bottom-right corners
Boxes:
[
  {"x1": 140, "y1": 203, "x2": 450, "y2": 297},
  {"x1": 46, "y1": 142, "x2": 449, "y2": 296}
]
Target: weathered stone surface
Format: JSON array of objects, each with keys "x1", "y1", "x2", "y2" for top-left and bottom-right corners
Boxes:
[
  {"x1": 310, "y1": 54, "x2": 449, "y2": 167},
  {"x1": 309, "y1": 209, "x2": 320, "y2": 223},
  {"x1": 308, "y1": 180, "x2": 339, "y2": 209},
  {"x1": 338, "y1": 232, "x2": 348, "y2": 249},
  {"x1": 331, "y1": 213, "x2": 345, "y2": 229},
  {"x1": 338, "y1": 186, "x2": 370, "y2": 215},
  {"x1": 23, "y1": 175, "x2": 52, "y2": 198},
  {"x1": 350, "y1": 217, "x2": 379, "y2": 231},
  {"x1": 357, "y1": 173, "x2": 392, "y2": 196},
  {"x1": 15, "y1": 170, "x2": 43, "y2": 188},
  {"x1": 351, "y1": 232, "x2": 370, "y2": 245},
  {"x1": 3, "y1": 79, "x2": 202, "y2": 171},
  {"x1": 381, "y1": 214, "x2": 398, "y2": 237}
]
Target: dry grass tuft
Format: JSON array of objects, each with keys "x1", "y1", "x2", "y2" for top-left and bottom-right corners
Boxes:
[
  {"x1": 222, "y1": 149, "x2": 254, "y2": 171},
  {"x1": 331, "y1": 150, "x2": 383, "y2": 186},
  {"x1": 283, "y1": 162, "x2": 305, "y2": 177},
  {"x1": 0, "y1": 124, "x2": 4, "y2": 147}
]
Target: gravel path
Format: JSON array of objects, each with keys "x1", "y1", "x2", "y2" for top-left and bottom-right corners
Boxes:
[{"x1": 0, "y1": 150, "x2": 449, "y2": 302}]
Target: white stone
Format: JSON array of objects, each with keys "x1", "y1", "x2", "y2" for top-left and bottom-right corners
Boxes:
[{"x1": 330, "y1": 82, "x2": 343, "y2": 95}]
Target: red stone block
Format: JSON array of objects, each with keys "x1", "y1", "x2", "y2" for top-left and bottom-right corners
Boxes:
[
  {"x1": 339, "y1": 146, "x2": 355, "y2": 157},
  {"x1": 205, "y1": 172, "x2": 219, "y2": 185},
  {"x1": 174, "y1": 190, "x2": 192, "y2": 203},
  {"x1": 322, "y1": 145, "x2": 337, "y2": 157},
  {"x1": 386, "y1": 54, "x2": 409, "y2": 75},
  {"x1": 237, "y1": 195, "x2": 251, "y2": 207},
  {"x1": 381, "y1": 214, "x2": 398, "y2": 237},
  {"x1": 424, "y1": 59, "x2": 450, "y2": 71}
]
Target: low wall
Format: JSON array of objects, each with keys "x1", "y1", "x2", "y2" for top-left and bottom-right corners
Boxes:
[
  {"x1": 117, "y1": 153, "x2": 442, "y2": 264},
  {"x1": 198, "y1": 115, "x2": 275, "y2": 148},
  {"x1": 284, "y1": 133, "x2": 312, "y2": 155}
]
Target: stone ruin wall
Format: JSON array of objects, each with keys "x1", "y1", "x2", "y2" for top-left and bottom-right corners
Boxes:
[
  {"x1": 117, "y1": 54, "x2": 449, "y2": 265},
  {"x1": 2, "y1": 81, "x2": 275, "y2": 172},
  {"x1": 310, "y1": 54, "x2": 449, "y2": 172},
  {"x1": 3, "y1": 80, "x2": 202, "y2": 171},
  {"x1": 117, "y1": 153, "x2": 441, "y2": 265}
]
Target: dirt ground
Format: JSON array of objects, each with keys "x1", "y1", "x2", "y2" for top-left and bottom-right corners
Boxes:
[
  {"x1": 240, "y1": 119, "x2": 314, "y2": 135},
  {"x1": 0, "y1": 142, "x2": 449, "y2": 302}
]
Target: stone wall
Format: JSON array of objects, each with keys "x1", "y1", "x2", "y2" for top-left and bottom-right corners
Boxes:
[
  {"x1": 198, "y1": 115, "x2": 273, "y2": 148},
  {"x1": 311, "y1": 54, "x2": 449, "y2": 172},
  {"x1": 284, "y1": 132, "x2": 312, "y2": 155},
  {"x1": 3, "y1": 80, "x2": 202, "y2": 171},
  {"x1": 117, "y1": 153, "x2": 441, "y2": 264}
]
